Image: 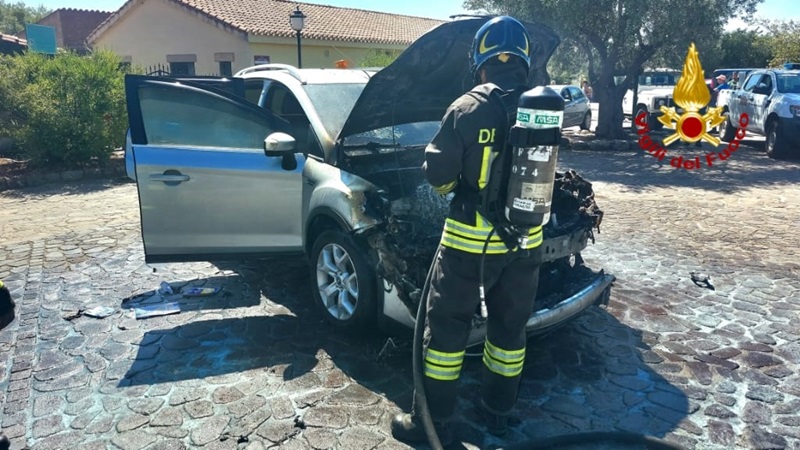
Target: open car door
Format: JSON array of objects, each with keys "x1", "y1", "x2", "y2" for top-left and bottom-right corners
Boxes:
[{"x1": 125, "y1": 75, "x2": 305, "y2": 263}]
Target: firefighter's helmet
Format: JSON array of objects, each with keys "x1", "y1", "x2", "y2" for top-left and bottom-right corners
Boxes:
[{"x1": 470, "y1": 16, "x2": 531, "y2": 74}]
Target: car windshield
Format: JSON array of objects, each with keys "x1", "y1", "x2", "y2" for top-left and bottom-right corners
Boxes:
[
  {"x1": 343, "y1": 122, "x2": 441, "y2": 153},
  {"x1": 302, "y1": 83, "x2": 366, "y2": 138},
  {"x1": 638, "y1": 72, "x2": 680, "y2": 86},
  {"x1": 776, "y1": 74, "x2": 800, "y2": 94}
]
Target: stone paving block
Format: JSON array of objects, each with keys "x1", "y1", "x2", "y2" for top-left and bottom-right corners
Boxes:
[
  {"x1": 190, "y1": 415, "x2": 230, "y2": 446},
  {"x1": 111, "y1": 429, "x2": 158, "y2": 450}
]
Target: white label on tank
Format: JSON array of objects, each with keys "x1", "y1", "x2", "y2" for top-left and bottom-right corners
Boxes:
[
  {"x1": 520, "y1": 182, "x2": 551, "y2": 201},
  {"x1": 527, "y1": 147, "x2": 552, "y2": 162},
  {"x1": 516, "y1": 108, "x2": 563, "y2": 129},
  {"x1": 513, "y1": 198, "x2": 535, "y2": 211}
]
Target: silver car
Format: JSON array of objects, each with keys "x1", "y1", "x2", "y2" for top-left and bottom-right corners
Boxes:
[
  {"x1": 124, "y1": 18, "x2": 614, "y2": 346},
  {"x1": 550, "y1": 84, "x2": 592, "y2": 130}
]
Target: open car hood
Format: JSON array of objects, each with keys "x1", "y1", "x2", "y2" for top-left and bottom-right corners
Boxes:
[{"x1": 337, "y1": 17, "x2": 560, "y2": 139}]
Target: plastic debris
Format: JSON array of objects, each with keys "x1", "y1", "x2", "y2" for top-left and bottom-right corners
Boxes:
[
  {"x1": 84, "y1": 306, "x2": 116, "y2": 319},
  {"x1": 133, "y1": 302, "x2": 181, "y2": 319},
  {"x1": 182, "y1": 287, "x2": 221, "y2": 297},
  {"x1": 690, "y1": 271, "x2": 715, "y2": 290},
  {"x1": 158, "y1": 281, "x2": 174, "y2": 295}
]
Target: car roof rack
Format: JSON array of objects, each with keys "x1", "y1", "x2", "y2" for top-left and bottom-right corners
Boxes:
[{"x1": 234, "y1": 64, "x2": 305, "y2": 83}]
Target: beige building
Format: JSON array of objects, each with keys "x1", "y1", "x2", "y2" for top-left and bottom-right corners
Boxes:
[{"x1": 88, "y1": 0, "x2": 443, "y2": 75}]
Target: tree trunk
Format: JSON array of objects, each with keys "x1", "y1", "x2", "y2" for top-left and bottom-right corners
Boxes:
[{"x1": 593, "y1": 74, "x2": 628, "y2": 139}]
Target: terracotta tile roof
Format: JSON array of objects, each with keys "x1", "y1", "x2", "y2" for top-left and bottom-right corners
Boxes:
[
  {"x1": 18, "y1": 8, "x2": 111, "y2": 51},
  {"x1": 90, "y1": 0, "x2": 443, "y2": 46}
]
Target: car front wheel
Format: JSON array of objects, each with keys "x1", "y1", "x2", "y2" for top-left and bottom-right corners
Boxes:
[{"x1": 309, "y1": 230, "x2": 377, "y2": 332}]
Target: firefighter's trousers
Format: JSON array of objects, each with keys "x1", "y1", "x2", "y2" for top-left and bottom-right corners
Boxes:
[{"x1": 417, "y1": 245, "x2": 540, "y2": 420}]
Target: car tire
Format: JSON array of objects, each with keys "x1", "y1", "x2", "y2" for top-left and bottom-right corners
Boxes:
[
  {"x1": 309, "y1": 229, "x2": 377, "y2": 332},
  {"x1": 719, "y1": 114, "x2": 737, "y2": 142},
  {"x1": 648, "y1": 113, "x2": 664, "y2": 131},
  {"x1": 765, "y1": 119, "x2": 790, "y2": 159},
  {"x1": 580, "y1": 111, "x2": 591, "y2": 130}
]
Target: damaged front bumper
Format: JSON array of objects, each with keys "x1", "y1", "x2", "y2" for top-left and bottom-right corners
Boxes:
[{"x1": 379, "y1": 269, "x2": 614, "y2": 347}]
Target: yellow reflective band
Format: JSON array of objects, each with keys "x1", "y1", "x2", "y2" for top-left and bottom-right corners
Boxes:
[
  {"x1": 483, "y1": 355, "x2": 524, "y2": 377},
  {"x1": 426, "y1": 348, "x2": 465, "y2": 366},
  {"x1": 0, "y1": 280, "x2": 4, "y2": 289},
  {"x1": 445, "y1": 219, "x2": 503, "y2": 242},
  {"x1": 478, "y1": 146, "x2": 494, "y2": 190},
  {"x1": 434, "y1": 181, "x2": 457, "y2": 195},
  {"x1": 424, "y1": 362, "x2": 461, "y2": 381},
  {"x1": 484, "y1": 340, "x2": 525, "y2": 363},
  {"x1": 441, "y1": 233, "x2": 509, "y2": 254}
]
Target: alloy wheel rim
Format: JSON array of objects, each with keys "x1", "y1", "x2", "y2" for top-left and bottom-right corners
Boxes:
[{"x1": 316, "y1": 243, "x2": 359, "y2": 321}]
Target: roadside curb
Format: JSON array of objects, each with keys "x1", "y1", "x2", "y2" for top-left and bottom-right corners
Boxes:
[{"x1": 0, "y1": 157, "x2": 128, "y2": 193}]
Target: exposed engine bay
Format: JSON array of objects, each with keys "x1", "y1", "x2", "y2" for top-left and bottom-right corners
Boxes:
[{"x1": 340, "y1": 144, "x2": 604, "y2": 317}]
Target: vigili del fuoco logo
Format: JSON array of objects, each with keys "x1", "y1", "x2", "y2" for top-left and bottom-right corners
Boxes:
[{"x1": 635, "y1": 43, "x2": 749, "y2": 170}]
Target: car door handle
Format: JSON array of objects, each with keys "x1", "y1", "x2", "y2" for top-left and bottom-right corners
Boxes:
[{"x1": 150, "y1": 174, "x2": 190, "y2": 183}]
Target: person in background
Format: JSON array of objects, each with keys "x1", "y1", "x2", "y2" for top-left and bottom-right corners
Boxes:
[
  {"x1": 714, "y1": 74, "x2": 729, "y2": 92},
  {"x1": 729, "y1": 72, "x2": 740, "y2": 89},
  {"x1": 582, "y1": 80, "x2": 593, "y2": 101}
]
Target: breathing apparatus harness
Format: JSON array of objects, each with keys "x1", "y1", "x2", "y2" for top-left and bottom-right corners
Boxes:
[{"x1": 471, "y1": 83, "x2": 565, "y2": 318}]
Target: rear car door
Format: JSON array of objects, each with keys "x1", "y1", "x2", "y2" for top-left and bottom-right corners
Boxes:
[
  {"x1": 560, "y1": 88, "x2": 577, "y2": 127},
  {"x1": 125, "y1": 75, "x2": 305, "y2": 263}
]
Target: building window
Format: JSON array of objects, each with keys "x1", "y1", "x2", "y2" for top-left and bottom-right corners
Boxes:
[
  {"x1": 170, "y1": 62, "x2": 195, "y2": 75},
  {"x1": 219, "y1": 61, "x2": 232, "y2": 77}
]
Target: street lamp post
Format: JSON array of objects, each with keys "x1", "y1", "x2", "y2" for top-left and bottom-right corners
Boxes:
[{"x1": 289, "y1": 7, "x2": 306, "y2": 68}]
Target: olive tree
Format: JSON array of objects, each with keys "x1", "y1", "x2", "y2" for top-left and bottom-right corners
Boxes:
[{"x1": 464, "y1": 0, "x2": 762, "y2": 138}]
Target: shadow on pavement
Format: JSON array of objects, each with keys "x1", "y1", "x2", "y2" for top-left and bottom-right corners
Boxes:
[
  {"x1": 559, "y1": 131, "x2": 800, "y2": 194},
  {"x1": 122, "y1": 256, "x2": 690, "y2": 449}
]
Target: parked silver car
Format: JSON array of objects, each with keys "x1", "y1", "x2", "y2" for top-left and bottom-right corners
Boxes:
[
  {"x1": 550, "y1": 84, "x2": 592, "y2": 130},
  {"x1": 124, "y1": 18, "x2": 614, "y2": 346}
]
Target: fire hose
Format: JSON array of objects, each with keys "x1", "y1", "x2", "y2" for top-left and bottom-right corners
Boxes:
[{"x1": 412, "y1": 251, "x2": 689, "y2": 450}]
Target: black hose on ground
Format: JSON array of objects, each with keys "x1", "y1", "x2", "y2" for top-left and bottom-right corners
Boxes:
[
  {"x1": 413, "y1": 248, "x2": 444, "y2": 450},
  {"x1": 412, "y1": 253, "x2": 687, "y2": 450}
]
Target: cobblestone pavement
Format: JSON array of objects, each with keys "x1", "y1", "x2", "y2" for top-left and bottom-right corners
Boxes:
[{"x1": 1, "y1": 137, "x2": 799, "y2": 450}]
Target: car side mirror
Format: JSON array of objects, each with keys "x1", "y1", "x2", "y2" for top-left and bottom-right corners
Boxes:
[{"x1": 264, "y1": 132, "x2": 298, "y2": 171}]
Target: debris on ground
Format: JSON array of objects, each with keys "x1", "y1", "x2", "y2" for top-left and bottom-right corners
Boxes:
[
  {"x1": 158, "y1": 281, "x2": 174, "y2": 295},
  {"x1": 83, "y1": 306, "x2": 116, "y2": 319},
  {"x1": 690, "y1": 271, "x2": 715, "y2": 290},
  {"x1": 182, "y1": 287, "x2": 221, "y2": 297},
  {"x1": 133, "y1": 302, "x2": 181, "y2": 319},
  {"x1": 63, "y1": 310, "x2": 84, "y2": 321}
]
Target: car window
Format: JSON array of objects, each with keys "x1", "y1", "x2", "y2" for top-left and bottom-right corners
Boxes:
[
  {"x1": 265, "y1": 83, "x2": 322, "y2": 157},
  {"x1": 344, "y1": 121, "x2": 440, "y2": 153},
  {"x1": 560, "y1": 88, "x2": 572, "y2": 101},
  {"x1": 138, "y1": 85, "x2": 278, "y2": 149},
  {"x1": 569, "y1": 87, "x2": 585, "y2": 100},
  {"x1": 243, "y1": 80, "x2": 265, "y2": 105},
  {"x1": 742, "y1": 73, "x2": 762, "y2": 92},
  {"x1": 759, "y1": 74, "x2": 773, "y2": 92},
  {"x1": 777, "y1": 74, "x2": 800, "y2": 94},
  {"x1": 303, "y1": 83, "x2": 366, "y2": 139}
]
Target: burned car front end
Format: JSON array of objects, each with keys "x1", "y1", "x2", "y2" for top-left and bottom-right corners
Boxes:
[
  {"x1": 338, "y1": 135, "x2": 613, "y2": 346},
  {"x1": 306, "y1": 17, "x2": 613, "y2": 345}
]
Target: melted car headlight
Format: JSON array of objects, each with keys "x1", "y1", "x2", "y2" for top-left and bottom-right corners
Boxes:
[{"x1": 790, "y1": 105, "x2": 800, "y2": 117}]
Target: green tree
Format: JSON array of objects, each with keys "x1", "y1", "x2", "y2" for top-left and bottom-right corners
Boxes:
[
  {"x1": 760, "y1": 20, "x2": 800, "y2": 67},
  {"x1": 547, "y1": 38, "x2": 588, "y2": 85},
  {"x1": 712, "y1": 28, "x2": 773, "y2": 69},
  {"x1": 0, "y1": 0, "x2": 50, "y2": 35},
  {"x1": 359, "y1": 48, "x2": 403, "y2": 68},
  {"x1": 464, "y1": 0, "x2": 762, "y2": 138}
]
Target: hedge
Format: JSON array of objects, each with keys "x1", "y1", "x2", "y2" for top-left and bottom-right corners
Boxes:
[{"x1": 0, "y1": 50, "x2": 130, "y2": 168}]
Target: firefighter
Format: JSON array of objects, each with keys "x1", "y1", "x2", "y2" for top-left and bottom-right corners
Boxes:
[{"x1": 391, "y1": 16, "x2": 543, "y2": 444}]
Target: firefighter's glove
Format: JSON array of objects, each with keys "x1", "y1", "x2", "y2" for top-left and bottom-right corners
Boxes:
[{"x1": 433, "y1": 181, "x2": 457, "y2": 196}]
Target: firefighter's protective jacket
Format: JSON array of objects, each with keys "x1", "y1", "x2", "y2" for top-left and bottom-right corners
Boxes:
[{"x1": 424, "y1": 84, "x2": 543, "y2": 254}]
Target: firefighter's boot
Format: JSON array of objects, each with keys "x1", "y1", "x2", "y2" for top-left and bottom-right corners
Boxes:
[{"x1": 390, "y1": 413, "x2": 453, "y2": 446}]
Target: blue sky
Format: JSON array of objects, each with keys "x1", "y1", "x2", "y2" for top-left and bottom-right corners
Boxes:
[{"x1": 18, "y1": 0, "x2": 799, "y2": 24}]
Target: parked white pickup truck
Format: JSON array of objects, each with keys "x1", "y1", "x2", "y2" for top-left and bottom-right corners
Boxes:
[{"x1": 717, "y1": 69, "x2": 800, "y2": 158}]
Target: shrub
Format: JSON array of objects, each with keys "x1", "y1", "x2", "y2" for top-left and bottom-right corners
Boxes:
[{"x1": 0, "y1": 50, "x2": 129, "y2": 168}]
